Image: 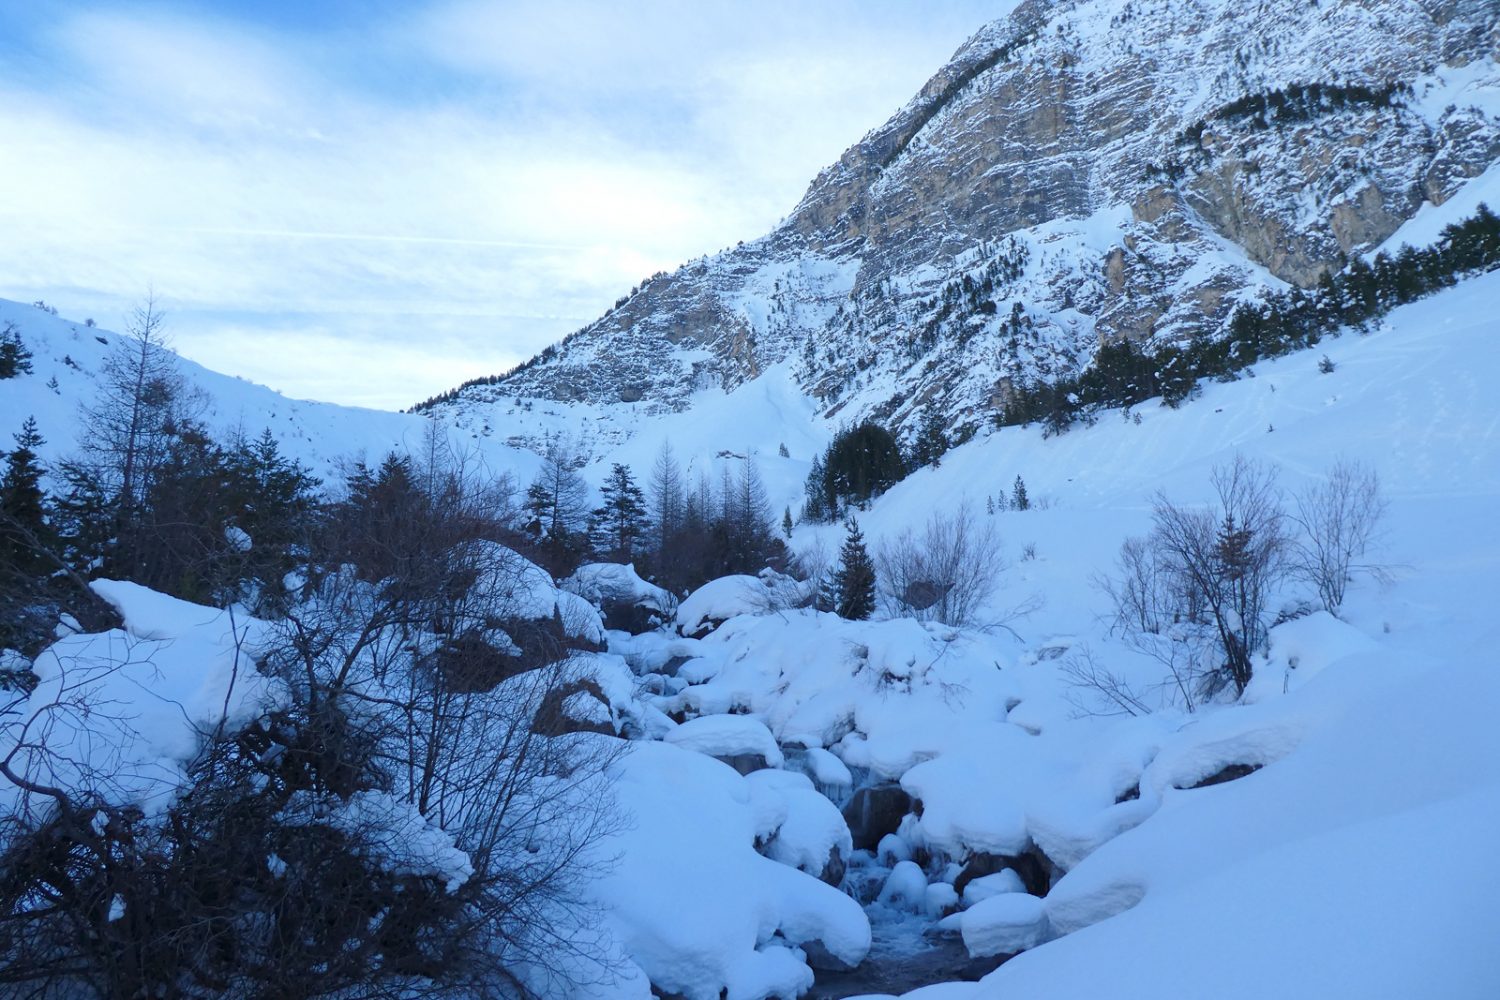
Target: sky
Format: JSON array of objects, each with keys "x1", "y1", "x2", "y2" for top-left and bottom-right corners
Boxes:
[{"x1": 0, "y1": 1, "x2": 1001, "y2": 410}]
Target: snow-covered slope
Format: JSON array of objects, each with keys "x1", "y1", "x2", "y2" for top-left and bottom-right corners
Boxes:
[
  {"x1": 0, "y1": 298, "x2": 541, "y2": 486},
  {"x1": 593, "y1": 264, "x2": 1500, "y2": 998}
]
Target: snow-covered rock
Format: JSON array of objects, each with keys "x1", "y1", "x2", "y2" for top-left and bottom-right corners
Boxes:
[
  {"x1": 590, "y1": 741, "x2": 870, "y2": 999},
  {"x1": 564, "y1": 562, "x2": 677, "y2": 634},
  {"x1": 676, "y1": 575, "x2": 775, "y2": 637},
  {"x1": 664, "y1": 714, "x2": 786, "y2": 773},
  {"x1": 960, "y1": 893, "x2": 1049, "y2": 958}
]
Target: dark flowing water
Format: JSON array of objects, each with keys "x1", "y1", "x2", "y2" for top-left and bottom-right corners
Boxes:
[{"x1": 805, "y1": 907, "x2": 1004, "y2": 999}]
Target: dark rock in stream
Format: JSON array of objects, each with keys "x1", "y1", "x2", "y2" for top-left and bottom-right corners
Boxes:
[
  {"x1": 805, "y1": 936, "x2": 1005, "y2": 998},
  {"x1": 842, "y1": 785, "x2": 912, "y2": 851}
]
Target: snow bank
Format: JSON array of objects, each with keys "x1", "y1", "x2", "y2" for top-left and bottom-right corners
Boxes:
[
  {"x1": 665, "y1": 714, "x2": 786, "y2": 769},
  {"x1": 591, "y1": 741, "x2": 870, "y2": 999}
]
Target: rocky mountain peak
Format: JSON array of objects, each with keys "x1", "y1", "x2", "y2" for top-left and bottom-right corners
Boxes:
[{"x1": 429, "y1": 0, "x2": 1499, "y2": 448}]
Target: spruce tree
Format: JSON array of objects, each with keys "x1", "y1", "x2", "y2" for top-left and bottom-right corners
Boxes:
[
  {"x1": 0, "y1": 323, "x2": 32, "y2": 380},
  {"x1": 913, "y1": 409, "x2": 949, "y2": 468},
  {"x1": 803, "y1": 454, "x2": 829, "y2": 522},
  {"x1": 0, "y1": 417, "x2": 48, "y2": 574},
  {"x1": 1011, "y1": 475, "x2": 1030, "y2": 511},
  {"x1": 831, "y1": 517, "x2": 877, "y2": 620},
  {"x1": 591, "y1": 462, "x2": 648, "y2": 562},
  {"x1": 782, "y1": 506, "x2": 794, "y2": 538}
]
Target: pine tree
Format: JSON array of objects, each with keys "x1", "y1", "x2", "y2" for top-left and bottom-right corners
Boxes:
[
  {"x1": 0, "y1": 417, "x2": 49, "y2": 574},
  {"x1": 524, "y1": 442, "x2": 591, "y2": 573},
  {"x1": 0, "y1": 322, "x2": 33, "y2": 380},
  {"x1": 590, "y1": 463, "x2": 648, "y2": 562},
  {"x1": 913, "y1": 409, "x2": 950, "y2": 468},
  {"x1": 782, "y1": 506, "x2": 794, "y2": 538},
  {"x1": 830, "y1": 517, "x2": 877, "y2": 620},
  {"x1": 803, "y1": 454, "x2": 829, "y2": 522},
  {"x1": 1011, "y1": 475, "x2": 1030, "y2": 511}
]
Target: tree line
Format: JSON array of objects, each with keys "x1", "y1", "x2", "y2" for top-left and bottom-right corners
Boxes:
[
  {"x1": 0, "y1": 301, "x2": 630, "y2": 998},
  {"x1": 1000, "y1": 203, "x2": 1500, "y2": 434}
]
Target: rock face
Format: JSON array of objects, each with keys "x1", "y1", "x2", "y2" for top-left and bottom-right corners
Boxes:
[{"x1": 435, "y1": 0, "x2": 1499, "y2": 445}]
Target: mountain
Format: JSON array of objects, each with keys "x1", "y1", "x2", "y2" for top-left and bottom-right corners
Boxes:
[
  {"x1": 424, "y1": 0, "x2": 1499, "y2": 451},
  {"x1": 0, "y1": 298, "x2": 543, "y2": 486}
]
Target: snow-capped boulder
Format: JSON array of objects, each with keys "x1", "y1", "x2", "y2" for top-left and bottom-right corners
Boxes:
[
  {"x1": 591, "y1": 741, "x2": 871, "y2": 997},
  {"x1": 563, "y1": 562, "x2": 676, "y2": 635},
  {"x1": 676, "y1": 575, "x2": 772, "y2": 637},
  {"x1": 663, "y1": 714, "x2": 785, "y2": 774},
  {"x1": 746, "y1": 770, "x2": 853, "y2": 886},
  {"x1": 961, "y1": 892, "x2": 1050, "y2": 957}
]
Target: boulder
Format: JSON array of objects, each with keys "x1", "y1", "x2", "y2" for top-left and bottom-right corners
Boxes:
[{"x1": 842, "y1": 784, "x2": 912, "y2": 852}]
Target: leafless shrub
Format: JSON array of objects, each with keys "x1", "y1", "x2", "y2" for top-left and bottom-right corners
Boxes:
[
  {"x1": 1060, "y1": 645, "x2": 1152, "y2": 717},
  {"x1": 1290, "y1": 459, "x2": 1387, "y2": 614},
  {"x1": 1100, "y1": 456, "x2": 1288, "y2": 703},
  {"x1": 0, "y1": 435, "x2": 625, "y2": 998},
  {"x1": 878, "y1": 505, "x2": 1003, "y2": 627}
]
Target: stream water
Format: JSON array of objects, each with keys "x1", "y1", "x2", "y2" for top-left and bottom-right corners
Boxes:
[{"x1": 805, "y1": 904, "x2": 1004, "y2": 999}]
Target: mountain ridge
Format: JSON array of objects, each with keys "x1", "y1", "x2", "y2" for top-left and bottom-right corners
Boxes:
[{"x1": 422, "y1": 0, "x2": 1499, "y2": 454}]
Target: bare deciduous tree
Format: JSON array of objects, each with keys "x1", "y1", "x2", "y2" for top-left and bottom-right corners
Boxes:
[
  {"x1": 1290, "y1": 459, "x2": 1387, "y2": 614},
  {"x1": 1099, "y1": 457, "x2": 1288, "y2": 705},
  {"x1": 878, "y1": 505, "x2": 1004, "y2": 627}
]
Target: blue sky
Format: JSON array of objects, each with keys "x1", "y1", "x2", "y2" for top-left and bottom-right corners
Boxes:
[{"x1": 0, "y1": 1, "x2": 1001, "y2": 408}]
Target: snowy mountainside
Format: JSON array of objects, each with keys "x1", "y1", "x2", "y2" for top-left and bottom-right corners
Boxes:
[
  {"x1": 580, "y1": 262, "x2": 1500, "y2": 998},
  {"x1": 0, "y1": 298, "x2": 542, "y2": 486},
  {"x1": 428, "y1": 0, "x2": 1500, "y2": 453},
  {"x1": 5, "y1": 194, "x2": 1499, "y2": 1000}
]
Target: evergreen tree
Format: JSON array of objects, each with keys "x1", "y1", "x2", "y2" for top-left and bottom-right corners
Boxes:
[
  {"x1": 782, "y1": 506, "x2": 794, "y2": 538},
  {"x1": 524, "y1": 442, "x2": 590, "y2": 574},
  {"x1": 829, "y1": 517, "x2": 877, "y2": 620},
  {"x1": 0, "y1": 417, "x2": 48, "y2": 574},
  {"x1": 912, "y1": 409, "x2": 950, "y2": 468},
  {"x1": 590, "y1": 462, "x2": 648, "y2": 562},
  {"x1": 223, "y1": 429, "x2": 319, "y2": 600},
  {"x1": 813, "y1": 422, "x2": 905, "y2": 517},
  {"x1": 648, "y1": 441, "x2": 685, "y2": 564},
  {"x1": 803, "y1": 454, "x2": 829, "y2": 522},
  {"x1": 0, "y1": 322, "x2": 32, "y2": 379},
  {"x1": 1011, "y1": 475, "x2": 1030, "y2": 511}
]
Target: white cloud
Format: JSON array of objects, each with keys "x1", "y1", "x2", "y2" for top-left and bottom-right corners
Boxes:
[{"x1": 0, "y1": 0, "x2": 1001, "y2": 408}]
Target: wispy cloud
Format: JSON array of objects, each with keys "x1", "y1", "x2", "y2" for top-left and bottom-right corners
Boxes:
[{"x1": 0, "y1": 0, "x2": 999, "y2": 408}]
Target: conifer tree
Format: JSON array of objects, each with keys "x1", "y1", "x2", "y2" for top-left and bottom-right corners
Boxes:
[
  {"x1": 0, "y1": 322, "x2": 32, "y2": 380},
  {"x1": 591, "y1": 462, "x2": 648, "y2": 562},
  {"x1": 782, "y1": 506, "x2": 794, "y2": 538},
  {"x1": 0, "y1": 417, "x2": 48, "y2": 574},
  {"x1": 648, "y1": 441, "x2": 685, "y2": 562},
  {"x1": 803, "y1": 454, "x2": 829, "y2": 522},
  {"x1": 913, "y1": 409, "x2": 950, "y2": 468},
  {"x1": 525, "y1": 444, "x2": 591, "y2": 573},
  {"x1": 1011, "y1": 475, "x2": 1030, "y2": 511},
  {"x1": 830, "y1": 517, "x2": 877, "y2": 620}
]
